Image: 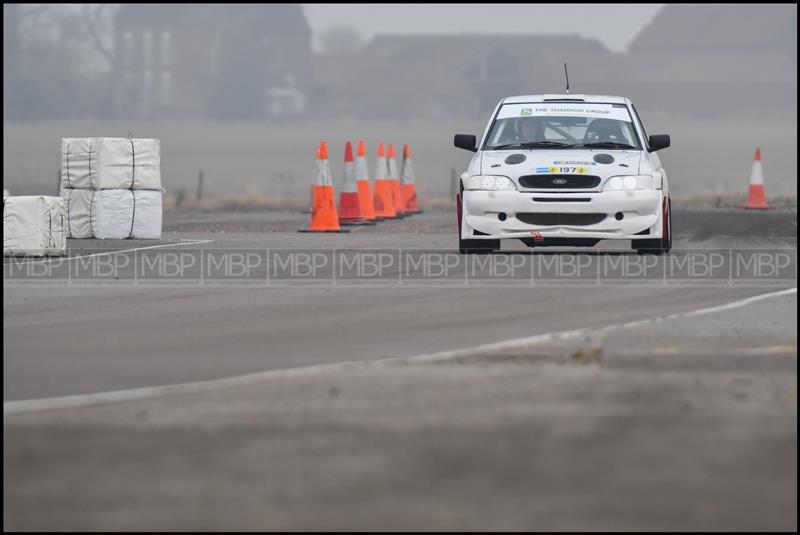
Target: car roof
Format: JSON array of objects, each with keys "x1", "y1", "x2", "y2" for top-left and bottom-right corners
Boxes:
[{"x1": 502, "y1": 94, "x2": 630, "y2": 104}]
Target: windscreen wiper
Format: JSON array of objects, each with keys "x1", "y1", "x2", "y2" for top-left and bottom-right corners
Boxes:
[
  {"x1": 489, "y1": 141, "x2": 576, "y2": 150},
  {"x1": 580, "y1": 142, "x2": 636, "y2": 149}
]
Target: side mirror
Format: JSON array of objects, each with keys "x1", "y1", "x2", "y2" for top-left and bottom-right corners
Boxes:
[
  {"x1": 648, "y1": 134, "x2": 670, "y2": 152},
  {"x1": 454, "y1": 134, "x2": 477, "y2": 152}
]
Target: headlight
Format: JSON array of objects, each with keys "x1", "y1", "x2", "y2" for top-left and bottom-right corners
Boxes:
[
  {"x1": 466, "y1": 175, "x2": 518, "y2": 191},
  {"x1": 602, "y1": 175, "x2": 659, "y2": 191}
]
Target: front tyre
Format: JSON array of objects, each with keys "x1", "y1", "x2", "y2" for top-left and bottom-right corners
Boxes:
[
  {"x1": 633, "y1": 197, "x2": 672, "y2": 255},
  {"x1": 457, "y1": 192, "x2": 499, "y2": 254}
]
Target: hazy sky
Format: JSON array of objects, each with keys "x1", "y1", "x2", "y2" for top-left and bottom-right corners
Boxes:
[{"x1": 303, "y1": 4, "x2": 665, "y2": 53}]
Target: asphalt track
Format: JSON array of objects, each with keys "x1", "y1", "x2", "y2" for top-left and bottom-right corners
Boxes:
[
  {"x1": 3, "y1": 208, "x2": 797, "y2": 530},
  {"x1": 3, "y1": 208, "x2": 797, "y2": 401}
]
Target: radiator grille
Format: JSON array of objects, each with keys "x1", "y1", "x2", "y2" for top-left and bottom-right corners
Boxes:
[{"x1": 518, "y1": 175, "x2": 601, "y2": 189}]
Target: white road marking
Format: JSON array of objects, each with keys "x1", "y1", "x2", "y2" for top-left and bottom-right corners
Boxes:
[
  {"x1": 3, "y1": 239, "x2": 215, "y2": 266},
  {"x1": 678, "y1": 287, "x2": 797, "y2": 317},
  {"x1": 618, "y1": 345, "x2": 796, "y2": 356},
  {"x1": 4, "y1": 286, "x2": 796, "y2": 415}
]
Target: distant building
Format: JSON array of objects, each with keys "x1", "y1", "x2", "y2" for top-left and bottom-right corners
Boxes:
[
  {"x1": 113, "y1": 4, "x2": 311, "y2": 119},
  {"x1": 621, "y1": 3, "x2": 797, "y2": 116},
  {"x1": 629, "y1": 4, "x2": 796, "y2": 57},
  {"x1": 312, "y1": 34, "x2": 608, "y2": 118},
  {"x1": 312, "y1": 4, "x2": 798, "y2": 119}
]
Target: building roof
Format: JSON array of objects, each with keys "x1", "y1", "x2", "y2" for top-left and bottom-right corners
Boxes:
[{"x1": 369, "y1": 33, "x2": 607, "y2": 54}]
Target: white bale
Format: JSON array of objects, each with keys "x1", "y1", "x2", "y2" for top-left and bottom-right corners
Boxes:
[
  {"x1": 60, "y1": 188, "x2": 94, "y2": 239},
  {"x1": 90, "y1": 189, "x2": 162, "y2": 240},
  {"x1": 61, "y1": 137, "x2": 161, "y2": 190},
  {"x1": 3, "y1": 195, "x2": 67, "y2": 257},
  {"x1": 130, "y1": 190, "x2": 163, "y2": 240}
]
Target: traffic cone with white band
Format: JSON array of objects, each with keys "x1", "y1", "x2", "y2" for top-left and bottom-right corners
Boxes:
[
  {"x1": 355, "y1": 140, "x2": 377, "y2": 222},
  {"x1": 299, "y1": 141, "x2": 349, "y2": 232},
  {"x1": 373, "y1": 142, "x2": 397, "y2": 219},
  {"x1": 338, "y1": 141, "x2": 368, "y2": 225},
  {"x1": 400, "y1": 143, "x2": 421, "y2": 214},
  {"x1": 387, "y1": 144, "x2": 405, "y2": 217},
  {"x1": 738, "y1": 147, "x2": 773, "y2": 209}
]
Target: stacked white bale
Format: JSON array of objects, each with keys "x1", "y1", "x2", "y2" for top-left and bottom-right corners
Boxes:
[
  {"x1": 59, "y1": 188, "x2": 163, "y2": 240},
  {"x1": 3, "y1": 195, "x2": 67, "y2": 257},
  {"x1": 60, "y1": 187, "x2": 93, "y2": 238},
  {"x1": 60, "y1": 138, "x2": 163, "y2": 239},
  {"x1": 91, "y1": 190, "x2": 163, "y2": 239},
  {"x1": 61, "y1": 138, "x2": 161, "y2": 190}
]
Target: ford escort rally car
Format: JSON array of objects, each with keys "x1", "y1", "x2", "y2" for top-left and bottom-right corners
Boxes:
[{"x1": 454, "y1": 94, "x2": 672, "y2": 254}]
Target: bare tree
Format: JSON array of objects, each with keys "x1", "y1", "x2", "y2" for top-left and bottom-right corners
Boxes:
[
  {"x1": 82, "y1": 4, "x2": 119, "y2": 70},
  {"x1": 5, "y1": 4, "x2": 121, "y2": 119}
]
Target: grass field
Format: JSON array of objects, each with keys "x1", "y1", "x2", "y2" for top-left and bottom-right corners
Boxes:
[{"x1": 3, "y1": 114, "x2": 797, "y2": 207}]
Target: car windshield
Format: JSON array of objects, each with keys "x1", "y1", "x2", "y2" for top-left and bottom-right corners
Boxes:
[{"x1": 484, "y1": 102, "x2": 641, "y2": 150}]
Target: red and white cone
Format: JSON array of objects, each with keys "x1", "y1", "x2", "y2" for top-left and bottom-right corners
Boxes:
[
  {"x1": 338, "y1": 141, "x2": 368, "y2": 225},
  {"x1": 387, "y1": 144, "x2": 405, "y2": 217},
  {"x1": 400, "y1": 144, "x2": 421, "y2": 214},
  {"x1": 373, "y1": 142, "x2": 397, "y2": 219},
  {"x1": 738, "y1": 147, "x2": 774, "y2": 209},
  {"x1": 299, "y1": 141, "x2": 349, "y2": 233},
  {"x1": 355, "y1": 140, "x2": 377, "y2": 222}
]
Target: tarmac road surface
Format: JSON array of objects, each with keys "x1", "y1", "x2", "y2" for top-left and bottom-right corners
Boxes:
[
  {"x1": 3, "y1": 208, "x2": 796, "y2": 401},
  {"x1": 3, "y1": 207, "x2": 797, "y2": 530}
]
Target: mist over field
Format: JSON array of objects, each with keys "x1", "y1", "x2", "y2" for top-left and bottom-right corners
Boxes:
[
  {"x1": 2, "y1": 114, "x2": 798, "y2": 204},
  {"x1": 3, "y1": 3, "x2": 797, "y2": 205}
]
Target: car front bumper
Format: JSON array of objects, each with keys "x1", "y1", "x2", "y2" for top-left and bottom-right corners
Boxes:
[{"x1": 462, "y1": 189, "x2": 664, "y2": 240}]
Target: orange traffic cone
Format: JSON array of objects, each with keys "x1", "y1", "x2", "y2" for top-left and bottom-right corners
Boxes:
[
  {"x1": 373, "y1": 142, "x2": 397, "y2": 219},
  {"x1": 738, "y1": 147, "x2": 773, "y2": 209},
  {"x1": 400, "y1": 144, "x2": 421, "y2": 214},
  {"x1": 338, "y1": 141, "x2": 369, "y2": 225},
  {"x1": 355, "y1": 140, "x2": 377, "y2": 222},
  {"x1": 299, "y1": 141, "x2": 349, "y2": 233},
  {"x1": 387, "y1": 144, "x2": 405, "y2": 217}
]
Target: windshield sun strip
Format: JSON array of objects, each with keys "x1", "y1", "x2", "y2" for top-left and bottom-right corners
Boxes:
[{"x1": 481, "y1": 101, "x2": 642, "y2": 151}]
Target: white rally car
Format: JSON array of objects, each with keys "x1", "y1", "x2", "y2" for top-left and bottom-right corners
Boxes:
[{"x1": 454, "y1": 94, "x2": 672, "y2": 254}]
